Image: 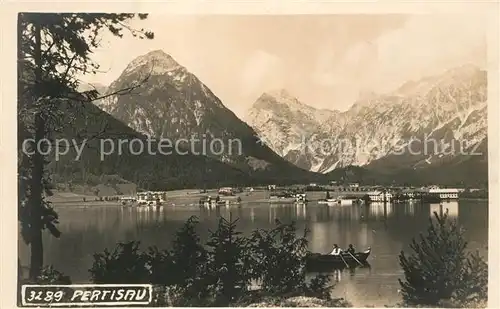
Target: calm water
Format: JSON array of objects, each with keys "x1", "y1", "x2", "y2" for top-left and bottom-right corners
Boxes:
[{"x1": 19, "y1": 194, "x2": 488, "y2": 307}]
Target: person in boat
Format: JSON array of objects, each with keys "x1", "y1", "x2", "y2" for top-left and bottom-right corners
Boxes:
[
  {"x1": 330, "y1": 244, "x2": 343, "y2": 255},
  {"x1": 346, "y1": 244, "x2": 355, "y2": 254}
]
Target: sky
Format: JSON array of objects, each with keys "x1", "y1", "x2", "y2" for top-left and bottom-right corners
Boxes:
[{"x1": 81, "y1": 14, "x2": 488, "y2": 117}]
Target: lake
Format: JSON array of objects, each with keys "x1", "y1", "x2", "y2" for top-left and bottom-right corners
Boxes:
[{"x1": 18, "y1": 193, "x2": 488, "y2": 307}]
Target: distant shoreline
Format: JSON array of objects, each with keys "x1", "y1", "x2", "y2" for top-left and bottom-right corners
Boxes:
[{"x1": 49, "y1": 195, "x2": 488, "y2": 208}]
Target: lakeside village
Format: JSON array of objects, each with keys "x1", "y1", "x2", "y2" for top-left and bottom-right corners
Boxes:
[{"x1": 86, "y1": 181, "x2": 486, "y2": 208}]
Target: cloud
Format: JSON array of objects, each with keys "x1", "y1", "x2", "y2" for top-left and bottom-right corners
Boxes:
[
  {"x1": 370, "y1": 14, "x2": 486, "y2": 91},
  {"x1": 309, "y1": 13, "x2": 487, "y2": 108},
  {"x1": 82, "y1": 14, "x2": 488, "y2": 115},
  {"x1": 240, "y1": 50, "x2": 284, "y2": 96}
]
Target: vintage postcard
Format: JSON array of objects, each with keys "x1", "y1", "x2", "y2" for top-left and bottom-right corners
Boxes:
[{"x1": 1, "y1": 1, "x2": 498, "y2": 308}]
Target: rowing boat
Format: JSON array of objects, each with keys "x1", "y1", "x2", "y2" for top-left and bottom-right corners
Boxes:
[{"x1": 306, "y1": 247, "x2": 371, "y2": 270}]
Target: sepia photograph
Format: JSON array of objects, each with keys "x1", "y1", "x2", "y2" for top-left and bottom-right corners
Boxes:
[{"x1": 5, "y1": 3, "x2": 497, "y2": 308}]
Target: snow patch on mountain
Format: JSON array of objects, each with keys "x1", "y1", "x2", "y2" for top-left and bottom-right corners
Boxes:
[
  {"x1": 246, "y1": 65, "x2": 487, "y2": 173},
  {"x1": 91, "y1": 49, "x2": 316, "y2": 178}
]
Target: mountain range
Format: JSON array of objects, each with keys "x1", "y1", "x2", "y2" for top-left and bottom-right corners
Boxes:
[
  {"x1": 245, "y1": 65, "x2": 488, "y2": 186},
  {"x1": 92, "y1": 50, "x2": 321, "y2": 185},
  {"x1": 72, "y1": 49, "x2": 488, "y2": 187},
  {"x1": 46, "y1": 99, "x2": 257, "y2": 191}
]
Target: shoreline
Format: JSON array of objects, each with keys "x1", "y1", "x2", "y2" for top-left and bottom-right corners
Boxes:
[{"x1": 48, "y1": 188, "x2": 488, "y2": 207}]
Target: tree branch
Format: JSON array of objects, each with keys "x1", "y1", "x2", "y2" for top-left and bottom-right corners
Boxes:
[
  {"x1": 87, "y1": 63, "x2": 155, "y2": 102},
  {"x1": 62, "y1": 53, "x2": 78, "y2": 83}
]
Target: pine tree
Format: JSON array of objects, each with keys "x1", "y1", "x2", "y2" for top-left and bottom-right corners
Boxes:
[
  {"x1": 18, "y1": 13, "x2": 154, "y2": 279},
  {"x1": 205, "y1": 214, "x2": 251, "y2": 305},
  {"x1": 89, "y1": 241, "x2": 149, "y2": 284},
  {"x1": 248, "y1": 220, "x2": 310, "y2": 295},
  {"x1": 169, "y1": 216, "x2": 210, "y2": 302},
  {"x1": 398, "y1": 210, "x2": 487, "y2": 306},
  {"x1": 454, "y1": 250, "x2": 488, "y2": 305},
  {"x1": 144, "y1": 216, "x2": 211, "y2": 306}
]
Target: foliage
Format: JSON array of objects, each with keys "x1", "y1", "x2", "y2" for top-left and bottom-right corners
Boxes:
[
  {"x1": 205, "y1": 215, "x2": 253, "y2": 305},
  {"x1": 19, "y1": 13, "x2": 153, "y2": 95},
  {"x1": 454, "y1": 251, "x2": 488, "y2": 305},
  {"x1": 36, "y1": 265, "x2": 72, "y2": 284},
  {"x1": 306, "y1": 273, "x2": 334, "y2": 300},
  {"x1": 19, "y1": 265, "x2": 72, "y2": 285},
  {"x1": 248, "y1": 220, "x2": 333, "y2": 299},
  {"x1": 89, "y1": 216, "x2": 333, "y2": 306},
  {"x1": 18, "y1": 12, "x2": 153, "y2": 279},
  {"x1": 240, "y1": 295, "x2": 351, "y2": 307},
  {"x1": 459, "y1": 189, "x2": 488, "y2": 199},
  {"x1": 144, "y1": 246, "x2": 172, "y2": 285},
  {"x1": 17, "y1": 265, "x2": 71, "y2": 306},
  {"x1": 248, "y1": 220, "x2": 309, "y2": 294},
  {"x1": 398, "y1": 211, "x2": 488, "y2": 307},
  {"x1": 148, "y1": 216, "x2": 211, "y2": 306},
  {"x1": 305, "y1": 185, "x2": 326, "y2": 192},
  {"x1": 89, "y1": 241, "x2": 150, "y2": 284}
]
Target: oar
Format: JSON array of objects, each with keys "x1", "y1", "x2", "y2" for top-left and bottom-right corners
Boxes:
[
  {"x1": 347, "y1": 251, "x2": 363, "y2": 266},
  {"x1": 339, "y1": 252, "x2": 349, "y2": 268}
]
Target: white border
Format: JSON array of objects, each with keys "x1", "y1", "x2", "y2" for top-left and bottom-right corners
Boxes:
[
  {"x1": 1, "y1": 2, "x2": 499, "y2": 309},
  {"x1": 20, "y1": 284, "x2": 153, "y2": 307}
]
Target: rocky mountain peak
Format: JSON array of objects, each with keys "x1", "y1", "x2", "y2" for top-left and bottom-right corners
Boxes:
[
  {"x1": 253, "y1": 89, "x2": 314, "y2": 113},
  {"x1": 93, "y1": 49, "x2": 317, "y2": 180},
  {"x1": 246, "y1": 64, "x2": 487, "y2": 174},
  {"x1": 123, "y1": 49, "x2": 183, "y2": 76},
  {"x1": 268, "y1": 89, "x2": 302, "y2": 104},
  {"x1": 395, "y1": 64, "x2": 485, "y2": 96}
]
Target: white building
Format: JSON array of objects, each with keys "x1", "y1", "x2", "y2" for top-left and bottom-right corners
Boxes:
[
  {"x1": 137, "y1": 191, "x2": 167, "y2": 205},
  {"x1": 367, "y1": 191, "x2": 393, "y2": 202},
  {"x1": 218, "y1": 187, "x2": 234, "y2": 195},
  {"x1": 428, "y1": 188, "x2": 459, "y2": 199},
  {"x1": 349, "y1": 183, "x2": 360, "y2": 188}
]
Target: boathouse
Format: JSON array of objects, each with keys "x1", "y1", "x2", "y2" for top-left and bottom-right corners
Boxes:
[{"x1": 428, "y1": 188, "x2": 459, "y2": 199}]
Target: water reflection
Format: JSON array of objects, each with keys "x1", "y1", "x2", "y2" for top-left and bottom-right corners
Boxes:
[
  {"x1": 297, "y1": 203, "x2": 307, "y2": 218},
  {"x1": 18, "y1": 200, "x2": 487, "y2": 307},
  {"x1": 308, "y1": 263, "x2": 373, "y2": 295},
  {"x1": 268, "y1": 203, "x2": 310, "y2": 222},
  {"x1": 430, "y1": 202, "x2": 459, "y2": 218},
  {"x1": 333, "y1": 269, "x2": 342, "y2": 282},
  {"x1": 368, "y1": 203, "x2": 393, "y2": 219},
  {"x1": 405, "y1": 203, "x2": 415, "y2": 216}
]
